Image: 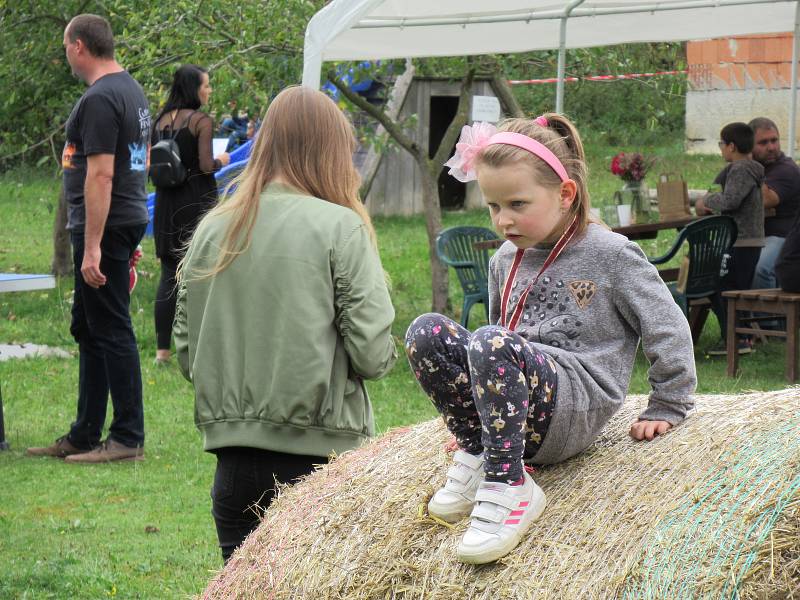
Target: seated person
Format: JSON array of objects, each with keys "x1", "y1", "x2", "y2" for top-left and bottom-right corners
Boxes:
[
  {"x1": 748, "y1": 117, "x2": 800, "y2": 290},
  {"x1": 776, "y1": 213, "x2": 800, "y2": 293},
  {"x1": 225, "y1": 116, "x2": 256, "y2": 152},
  {"x1": 218, "y1": 99, "x2": 247, "y2": 135},
  {"x1": 695, "y1": 122, "x2": 764, "y2": 354}
]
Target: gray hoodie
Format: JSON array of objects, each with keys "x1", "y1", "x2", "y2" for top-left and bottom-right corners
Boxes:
[
  {"x1": 705, "y1": 159, "x2": 765, "y2": 247},
  {"x1": 489, "y1": 224, "x2": 697, "y2": 465}
]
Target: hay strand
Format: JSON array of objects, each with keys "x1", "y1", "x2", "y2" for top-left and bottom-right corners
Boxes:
[{"x1": 202, "y1": 389, "x2": 800, "y2": 599}]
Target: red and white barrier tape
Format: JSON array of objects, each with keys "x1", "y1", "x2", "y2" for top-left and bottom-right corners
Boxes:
[{"x1": 509, "y1": 69, "x2": 687, "y2": 85}]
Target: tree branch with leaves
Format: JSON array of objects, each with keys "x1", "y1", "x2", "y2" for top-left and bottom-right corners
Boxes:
[{"x1": 329, "y1": 62, "x2": 477, "y2": 313}]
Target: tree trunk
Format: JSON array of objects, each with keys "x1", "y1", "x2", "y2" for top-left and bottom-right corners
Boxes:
[
  {"x1": 328, "y1": 65, "x2": 476, "y2": 315},
  {"x1": 490, "y1": 73, "x2": 525, "y2": 118},
  {"x1": 418, "y1": 160, "x2": 449, "y2": 313},
  {"x1": 359, "y1": 59, "x2": 415, "y2": 198},
  {"x1": 51, "y1": 184, "x2": 72, "y2": 277}
]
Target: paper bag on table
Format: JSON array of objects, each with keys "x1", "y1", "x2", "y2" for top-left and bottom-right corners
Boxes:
[{"x1": 657, "y1": 173, "x2": 690, "y2": 220}]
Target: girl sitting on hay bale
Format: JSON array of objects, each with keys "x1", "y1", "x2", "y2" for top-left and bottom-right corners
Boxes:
[
  {"x1": 173, "y1": 86, "x2": 397, "y2": 562},
  {"x1": 405, "y1": 114, "x2": 697, "y2": 564}
]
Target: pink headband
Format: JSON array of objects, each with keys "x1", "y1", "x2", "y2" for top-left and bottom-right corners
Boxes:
[{"x1": 444, "y1": 118, "x2": 569, "y2": 183}]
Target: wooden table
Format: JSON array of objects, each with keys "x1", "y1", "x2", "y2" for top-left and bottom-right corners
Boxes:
[
  {"x1": 0, "y1": 273, "x2": 57, "y2": 450},
  {"x1": 612, "y1": 215, "x2": 699, "y2": 240},
  {"x1": 473, "y1": 215, "x2": 700, "y2": 250},
  {"x1": 723, "y1": 288, "x2": 800, "y2": 382}
]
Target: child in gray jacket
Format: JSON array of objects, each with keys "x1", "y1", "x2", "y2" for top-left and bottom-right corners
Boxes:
[
  {"x1": 696, "y1": 122, "x2": 765, "y2": 354},
  {"x1": 405, "y1": 114, "x2": 696, "y2": 566}
]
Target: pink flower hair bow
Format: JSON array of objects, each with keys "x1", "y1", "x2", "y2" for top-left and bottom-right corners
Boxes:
[{"x1": 444, "y1": 121, "x2": 498, "y2": 183}]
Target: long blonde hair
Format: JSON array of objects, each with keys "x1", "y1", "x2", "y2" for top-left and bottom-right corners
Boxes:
[
  {"x1": 192, "y1": 85, "x2": 376, "y2": 278},
  {"x1": 477, "y1": 114, "x2": 592, "y2": 235}
]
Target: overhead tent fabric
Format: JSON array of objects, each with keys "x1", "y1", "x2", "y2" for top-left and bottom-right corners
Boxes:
[
  {"x1": 302, "y1": 0, "x2": 799, "y2": 154},
  {"x1": 303, "y1": 0, "x2": 794, "y2": 86}
]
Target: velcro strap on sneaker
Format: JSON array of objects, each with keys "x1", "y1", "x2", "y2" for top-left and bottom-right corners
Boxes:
[
  {"x1": 470, "y1": 502, "x2": 503, "y2": 524},
  {"x1": 453, "y1": 450, "x2": 483, "y2": 470},
  {"x1": 446, "y1": 464, "x2": 471, "y2": 484},
  {"x1": 474, "y1": 488, "x2": 518, "y2": 511}
]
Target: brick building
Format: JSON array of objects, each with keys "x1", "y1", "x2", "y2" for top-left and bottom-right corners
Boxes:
[{"x1": 686, "y1": 33, "x2": 796, "y2": 154}]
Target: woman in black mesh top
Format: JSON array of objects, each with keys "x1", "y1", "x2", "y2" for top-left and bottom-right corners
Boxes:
[{"x1": 151, "y1": 64, "x2": 230, "y2": 364}]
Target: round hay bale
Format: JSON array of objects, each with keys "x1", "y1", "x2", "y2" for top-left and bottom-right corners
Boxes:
[{"x1": 202, "y1": 389, "x2": 800, "y2": 599}]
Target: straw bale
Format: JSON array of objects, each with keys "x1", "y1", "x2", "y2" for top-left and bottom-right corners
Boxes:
[{"x1": 202, "y1": 389, "x2": 800, "y2": 599}]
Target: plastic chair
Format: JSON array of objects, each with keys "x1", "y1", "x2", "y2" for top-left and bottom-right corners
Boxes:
[
  {"x1": 436, "y1": 226, "x2": 499, "y2": 329},
  {"x1": 648, "y1": 215, "x2": 737, "y2": 338}
]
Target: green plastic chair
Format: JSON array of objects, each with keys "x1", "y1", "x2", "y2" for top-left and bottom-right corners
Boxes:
[
  {"x1": 436, "y1": 226, "x2": 499, "y2": 329},
  {"x1": 647, "y1": 215, "x2": 737, "y2": 321}
]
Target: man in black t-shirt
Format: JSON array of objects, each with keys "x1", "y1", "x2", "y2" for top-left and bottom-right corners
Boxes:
[
  {"x1": 748, "y1": 117, "x2": 800, "y2": 290},
  {"x1": 27, "y1": 14, "x2": 150, "y2": 463}
]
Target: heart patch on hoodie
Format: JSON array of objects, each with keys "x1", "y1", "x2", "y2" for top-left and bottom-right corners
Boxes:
[{"x1": 568, "y1": 280, "x2": 597, "y2": 309}]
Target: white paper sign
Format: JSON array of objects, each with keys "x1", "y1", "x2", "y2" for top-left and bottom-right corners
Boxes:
[
  {"x1": 471, "y1": 95, "x2": 501, "y2": 123},
  {"x1": 212, "y1": 138, "x2": 229, "y2": 157}
]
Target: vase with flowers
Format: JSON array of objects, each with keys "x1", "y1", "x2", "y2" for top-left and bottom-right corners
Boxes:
[{"x1": 610, "y1": 152, "x2": 656, "y2": 224}]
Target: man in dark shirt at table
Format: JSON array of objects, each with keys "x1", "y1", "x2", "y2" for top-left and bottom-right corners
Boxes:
[
  {"x1": 26, "y1": 14, "x2": 150, "y2": 463},
  {"x1": 748, "y1": 117, "x2": 800, "y2": 290}
]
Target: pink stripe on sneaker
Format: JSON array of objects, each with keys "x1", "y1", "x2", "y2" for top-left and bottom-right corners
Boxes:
[
  {"x1": 509, "y1": 510, "x2": 525, "y2": 516},
  {"x1": 505, "y1": 519, "x2": 521, "y2": 525},
  {"x1": 518, "y1": 501, "x2": 529, "y2": 508}
]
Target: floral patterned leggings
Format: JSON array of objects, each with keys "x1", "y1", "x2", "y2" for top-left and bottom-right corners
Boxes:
[{"x1": 405, "y1": 313, "x2": 558, "y2": 484}]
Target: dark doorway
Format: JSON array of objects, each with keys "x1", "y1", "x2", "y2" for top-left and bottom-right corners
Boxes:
[{"x1": 429, "y1": 95, "x2": 466, "y2": 210}]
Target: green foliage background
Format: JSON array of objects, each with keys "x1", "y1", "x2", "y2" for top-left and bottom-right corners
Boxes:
[
  {"x1": 415, "y1": 43, "x2": 687, "y2": 145},
  {"x1": 0, "y1": 0, "x2": 323, "y2": 168},
  {"x1": 1, "y1": 3, "x2": 689, "y2": 170}
]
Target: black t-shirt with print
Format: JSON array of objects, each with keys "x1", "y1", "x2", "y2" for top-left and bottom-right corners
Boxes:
[{"x1": 62, "y1": 71, "x2": 151, "y2": 230}]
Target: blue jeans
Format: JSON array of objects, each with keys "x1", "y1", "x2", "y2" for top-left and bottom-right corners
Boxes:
[
  {"x1": 68, "y1": 224, "x2": 146, "y2": 448},
  {"x1": 752, "y1": 235, "x2": 786, "y2": 289}
]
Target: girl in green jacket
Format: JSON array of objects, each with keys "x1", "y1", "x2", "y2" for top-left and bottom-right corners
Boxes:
[{"x1": 174, "y1": 86, "x2": 397, "y2": 563}]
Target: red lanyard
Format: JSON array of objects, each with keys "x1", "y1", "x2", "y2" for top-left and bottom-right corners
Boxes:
[{"x1": 499, "y1": 217, "x2": 578, "y2": 331}]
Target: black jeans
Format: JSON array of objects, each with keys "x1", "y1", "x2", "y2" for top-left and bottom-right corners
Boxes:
[
  {"x1": 711, "y1": 247, "x2": 762, "y2": 341},
  {"x1": 211, "y1": 446, "x2": 326, "y2": 563},
  {"x1": 154, "y1": 256, "x2": 178, "y2": 350},
  {"x1": 68, "y1": 224, "x2": 146, "y2": 449}
]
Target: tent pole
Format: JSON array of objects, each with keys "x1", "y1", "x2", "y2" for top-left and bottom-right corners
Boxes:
[
  {"x1": 556, "y1": 0, "x2": 587, "y2": 114},
  {"x1": 789, "y1": 0, "x2": 799, "y2": 159},
  {"x1": 556, "y1": 20, "x2": 567, "y2": 113}
]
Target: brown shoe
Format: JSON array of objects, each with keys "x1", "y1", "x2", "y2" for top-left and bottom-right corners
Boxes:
[
  {"x1": 26, "y1": 435, "x2": 89, "y2": 458},
  {"x1": 64, "y1": 439, "x2": 144, "y2": 464}
]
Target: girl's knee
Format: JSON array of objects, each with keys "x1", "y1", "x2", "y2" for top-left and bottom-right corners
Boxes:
[
  {"x1": 405, "y1": 313, "x2": 448, "y2": 343},
  {"x1": 472, "y1": 324, "x2": 507, "y2": 342},
  {"x1": 468, "y1": 325, "x2": 514, "y2": 361},
  {"x1": 404, "y1": 313, "x2": 462, "y2": 358}
]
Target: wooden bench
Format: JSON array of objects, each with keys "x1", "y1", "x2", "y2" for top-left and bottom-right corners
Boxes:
[{"x1": 723, "y1": 288, "x2": 800, "y2": 382}]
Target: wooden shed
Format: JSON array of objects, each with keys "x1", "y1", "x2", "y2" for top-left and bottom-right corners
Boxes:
[
  {"x1": 359, "y1": 76, "x2": 510, "y2": 217},
  {"x1": 685, "y1": 33, "x2": 797, "y2": 154}
]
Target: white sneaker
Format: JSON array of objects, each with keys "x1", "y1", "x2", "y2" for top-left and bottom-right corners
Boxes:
[
  {"x1": 428, "y1": 450, "x2": 485, "y2": 523},
  {"x1": 457, "y1": 471, "x2": 546, "y2": 564}
]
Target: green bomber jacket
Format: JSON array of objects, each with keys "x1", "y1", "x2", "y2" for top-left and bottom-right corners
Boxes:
[{"x1": 174, "y1": 184, "x2": 397, "y2": 456}]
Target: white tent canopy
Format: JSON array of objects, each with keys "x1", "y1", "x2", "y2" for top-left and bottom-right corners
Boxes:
[{"x1": 303, "y1": 0, "x2": 799, "y2": 156}]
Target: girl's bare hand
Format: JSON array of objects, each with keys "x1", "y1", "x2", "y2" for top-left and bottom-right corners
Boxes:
[{"x1": 629, "y1": 419, "x2": 671, "y2": 441}]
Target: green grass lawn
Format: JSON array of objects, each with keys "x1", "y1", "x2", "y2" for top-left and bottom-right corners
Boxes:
[{"x1": 0, "y1": 141, "x2": 794, "y2": 598}]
